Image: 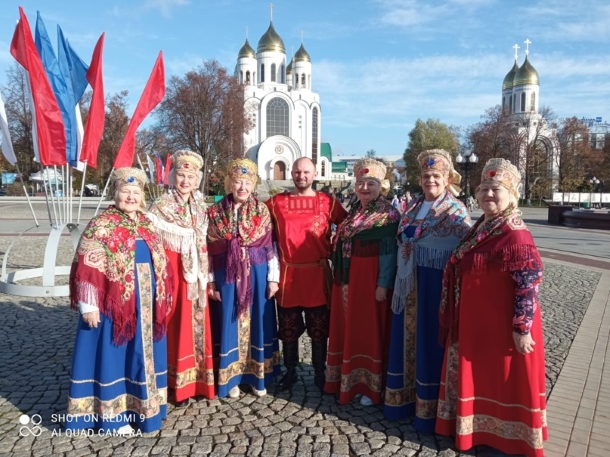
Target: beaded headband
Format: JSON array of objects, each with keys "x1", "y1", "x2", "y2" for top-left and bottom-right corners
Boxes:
[
  {"x1": 113, "y1": 167, "x2": 147, "y2": 190},
  {"x1": 353, "y1": 158, "x2": 386, "y2": 183},
  {"x1": 417, "y1": 149, "x2": 452, "y2": 175},
  {"x1": 172, "y1": 150, "x2": 203, "y2": 175},
  {"x1": 226, "y1": 158, "x2": 258, "y2": 186},
  {"x1": 480, "y1": 158, "x2": 521, "y2": 198}
]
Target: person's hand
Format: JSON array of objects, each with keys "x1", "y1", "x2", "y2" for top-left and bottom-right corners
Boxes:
[
  {"x1": 207, "y1": 282, "x2": 221, "y2": 301},
  {"x1": 267, "y1": 281, "x2": 279, "y2": 299},
  {"x1": 513, "y1": 332, "x2": 535, "y2": 354},
  {"x1": 375, "y1": 286, "x2": 388, "y2": 302},
  {"x1": 82, "y1": 310, "x2": 101, "y2": 328}
]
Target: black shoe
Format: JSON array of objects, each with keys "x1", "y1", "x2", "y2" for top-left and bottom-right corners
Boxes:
[
  {"x1": 311, "y1": 340, "x2": 328, "y2": 394},
  {"x1": 278, "y1": 368, "x2": 298, "y2": 391}
]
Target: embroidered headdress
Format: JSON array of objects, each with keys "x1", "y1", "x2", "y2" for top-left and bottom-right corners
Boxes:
[
  {"x1": 353, "y1": 158, "x2": 386, "y2": 183},
  {"x1": 417, "y1": 149, "x2": 462, "y2": 197},
  {"x1": 113, "y1": 167, "x2": 147, "y2": 190},
  {"x1": 224, "y1": 158, "x2": 258, "y2": 192},
  {"x1": 480, "y1": 158, "x2": 521, "y2": 198},
  {"x1": 172, "y1": 150, "x2": 203, "y2": 176}
]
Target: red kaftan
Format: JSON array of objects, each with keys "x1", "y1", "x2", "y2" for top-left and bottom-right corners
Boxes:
[
  {"x1": 266, "y1": 192, "x2": 347, "y2": 308},
  {"x1": 436, "y1": 271, "x2": 547, "y2": 457},
  {"x1": 165, "y1": 250, "x2": 215, "y2": 401}
]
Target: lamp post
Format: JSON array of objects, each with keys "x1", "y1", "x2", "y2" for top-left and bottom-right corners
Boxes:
[
  {"x1": 455, "y1": 149, "x2": 479, "y2": 196},
  {"x1": 589, "y1": 177, "x2": 602, "y2": 208}
]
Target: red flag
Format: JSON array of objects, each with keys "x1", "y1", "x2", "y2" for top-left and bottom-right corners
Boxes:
[
  {"x1": 113, "y1": 52, "x2": 165, "y2": 169},
  {"x1": 80, "y1": 33, "x2": 105, "y2": 169},
  {"x1": 163, "y1": 154, "x2": 172, "y2": 185},
  {"x1": 10, "y1": 7, "x2": 66, "y2": 166}
]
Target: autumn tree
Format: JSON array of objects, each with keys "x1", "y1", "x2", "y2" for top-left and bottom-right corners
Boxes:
[
  {"x1": 154, "y1": 60, "x2": 251, "y2": 193},
  {"x1": 555, "y1": 117, "x2": 592, "y2": 191},
  {"x1": 403, "y1": 118, "x2": 460, "y2": 191},
  {"x1": 365, "y1": 149, "x2": 377, "y2": 158}
]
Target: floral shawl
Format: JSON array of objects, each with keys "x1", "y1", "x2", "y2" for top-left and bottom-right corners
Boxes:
[
  {"x1": 207, "y1": 194, "x2": 274, "y2": 315},
  {"x1": 69, "y1": 206, "x2": 173, "y2": 345},
  {"x1": 148, "y1": 189, "x2": 209, "y2": 301},
  {"x1": 438, "y1": 205, "x2": 542, "y2": 345},
  {"x1": 333, "y1": 196, "x2": 400, "y2": 285},
  {"x1": 392, "y1": 190, "x2": 470, "y2": 313}
]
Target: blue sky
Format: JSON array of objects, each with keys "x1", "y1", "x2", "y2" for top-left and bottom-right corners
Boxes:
[{"x1": 0, "y1": 0, "x2": 608, "y2": 159}]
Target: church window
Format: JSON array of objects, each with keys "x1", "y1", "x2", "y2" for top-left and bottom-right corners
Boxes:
[
  {"x1": 321, "y1": 160, "x2": 326, "y2": 177},
  {"x1": 308, "y1": 74, "x2": 311, "y2": 88},
  {"x1": 312, "y1": 107, "x2": 319, "y2": 164},
  {"x1": 280, "y1": 64, "x2": 285, "y2": 83},
  {"x1": 513, "y1": 94, "x2": 517, "y2": 113},
  {"x1": 530, "y1": 93, "x2": 536, "y2": 112},
  {"x1": 295, "y1": 73, "x2": 299, "y2": 88},
  {"x1": 266, "y1": 97, "x2": 289, "y2": 137},
  {"x1": 520, "y1": 92, "x2": 526, "y2": 112},
  {"x1": 301, "y1": 74, "x2": 306, "y2": 88},
  {"x1": 240, "y1": 71, "x2": 243, "y2": 84},
  {"x1": 261, "y1": 64, "x2": 265, "y2": 82},
  {"x1": 271, "y1": 63, "x2": 276, "y2": 82},
  {"x1": 509, "y1": 96, "x2": 512, "y2": 112},
  {"x1": 246, "y1": 71, "x2": 251, "y2": 85}
]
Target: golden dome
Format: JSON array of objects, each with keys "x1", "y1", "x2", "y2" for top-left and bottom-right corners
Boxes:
[
  {"x1": 502, "y1": 60, "x2": 518, "y2": 90},
  {"x1": 293, "y1": 44, "x2": 311, "y2": 63},
  {"x1": 238, "y1": 39, "x2": 256, "y2": 59},
  {"x1": 513, "y1": 55, "x2": 539, "y2": 86},
  {"x1": 257, "y1": 21, "x2": 285, "y2": 54},
  {"x1": 286, "y1": 60, "x2": 292, "y2": 75}
]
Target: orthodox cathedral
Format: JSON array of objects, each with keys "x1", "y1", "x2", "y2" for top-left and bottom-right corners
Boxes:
[
  {"x1": 501, "y1": 41, "x2": 559, "y2": 193},
  {"x1": 235, "y1": 20, "x2": 332, "y2": 181}
]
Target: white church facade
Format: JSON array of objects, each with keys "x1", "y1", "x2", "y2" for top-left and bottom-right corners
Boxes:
[
  {"x1": 501, "y1": 41, "x2": 559, "y2": 194},
  {"x1": 235, "y1": 21, "x2": 332, "y2": 181}
]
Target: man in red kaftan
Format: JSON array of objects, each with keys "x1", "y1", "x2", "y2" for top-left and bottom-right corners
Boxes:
[{"x1": 266, "y1": 158, "x2": 347, "y2": 391}]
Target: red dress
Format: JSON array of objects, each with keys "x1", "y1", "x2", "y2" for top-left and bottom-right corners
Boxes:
[{"x1": 436, "y1": 213, "x2": 547, "y2": 457}]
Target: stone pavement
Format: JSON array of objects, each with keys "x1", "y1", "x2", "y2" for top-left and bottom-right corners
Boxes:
[{"x1": 0, "y1": 203, "x2": 609, "y2": 456}]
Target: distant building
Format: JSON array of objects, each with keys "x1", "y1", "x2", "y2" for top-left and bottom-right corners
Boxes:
[{"x1": 235, "y1": 19, "x2": 332, "y2": 181}]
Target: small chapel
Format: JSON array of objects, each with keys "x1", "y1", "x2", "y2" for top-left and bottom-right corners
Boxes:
[{"x1": 234, "y1": 13, "x2": 332, "y2": 182}]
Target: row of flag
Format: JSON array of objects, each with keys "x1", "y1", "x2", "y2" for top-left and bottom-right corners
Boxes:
[
  {"x1": 139, "y1": 152, "x2": 172, "y2": 186},
  {"x1": 0, "y1": 6, "x2": 166, "y2": 173}
]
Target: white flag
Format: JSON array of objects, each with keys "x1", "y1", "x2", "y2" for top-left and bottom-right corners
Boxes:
[
  {"x1": 0, "y1": 92, "x2": 17, "y2": 165},
  {"x1": 72, "y1": 104, "x2": 86, "y2": 172}
]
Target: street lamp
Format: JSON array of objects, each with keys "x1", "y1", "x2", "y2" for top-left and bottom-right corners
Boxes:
[
  {"x1": 589, "y1": 177, "x2": 602, "y2": 208},
  {"x1": 455, "y1": 149, "x2": 479, "y2": 196}
]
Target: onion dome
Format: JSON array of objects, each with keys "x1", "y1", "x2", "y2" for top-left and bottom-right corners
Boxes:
[
  {"x1": 257, "y1": 21, "x2": 285, "y2": 54},
  {"x1": 238, "y1": 39, "x2": 256, "y2": 59},
  {"x1": 502, "y1": 60, "x2": 518, "y2": 90},
  {"x1": 293, "y1": 44, "x2": 311, "y2": 63},
  {"x1": 286, "y1": 59, "x2": 293, "y2": 75},
  {"x1": 513, "y1": 55, "x2": 539, "y2": 86}
]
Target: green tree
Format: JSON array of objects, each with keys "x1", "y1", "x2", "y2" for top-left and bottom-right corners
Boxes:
[
  {"x1": 365, "y1": 149, "x2": 377, "y2": 158},
  {"x1": 403, "y1": 118, "x2": 459, "y2": 191}
]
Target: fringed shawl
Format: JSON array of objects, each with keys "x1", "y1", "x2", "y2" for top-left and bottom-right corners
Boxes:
[
  {"x1": 207, "y1": 194, "x2": 274, "y2": 315},
  {"x1": 333, "y1": 196, "x2": 400, "y2": 285},
  {"x1": 148, "y1": 189, "x2": 209, "y2": 301},
  {"x1": 392, "y1": 191, "x2": 471, "y2": 313},
  {"x1": 438, "y1": 205, "x2": 542, "y2": 344},
  {"x1": 69, "y1": 206, "x2": 173, "y2": 345}
]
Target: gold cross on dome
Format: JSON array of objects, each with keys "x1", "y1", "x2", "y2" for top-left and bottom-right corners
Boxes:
[
  {"x1": 512, "y1": 43, "x2": 520, "y2": 60},
  {"x1": 269, "y1": 3, "x2": 274, "y2": 20},
  {"x1": 524, "y1": 38, "x2": 531, "y2": 55}
]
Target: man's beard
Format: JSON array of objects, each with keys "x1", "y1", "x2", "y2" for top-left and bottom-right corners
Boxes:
[{"x1": 294, "y1": 180, "x2": 310, "y2": 189}]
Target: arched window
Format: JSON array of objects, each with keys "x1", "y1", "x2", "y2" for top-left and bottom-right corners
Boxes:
[
  {"x1": 240, "y1": 71, "x2": 243, "y2": 84},
  {"x1": 295, "y1": 73, "x2": 299, "y2": 88},
  {"x1": 266, "y1": 97, "x2": 289, "y2": 137},
  {"x1": 261, "y1": 64, "x2": 265, "y2": 83},
  {"x1": 509, "y1": 96, "x2": 512, "y2": 113},
  {"x1": 246, "y1": 71, "x2": 251, "y2": 85},
  {"x1": 280, "y1": 64, "x2": 285, "y2": 83},
  {"x1": 271, "y1": 63, "x2": 276, "y2": 82},
  {"x1": 513, "y1": 94, "x2": 517, "y2": 113},
  {"x1": 301, "y1": 74, "x2": 306, "y2": 88},
  {"x1": 530, "y1": 92, "x2": 536, "y2": 112},
  {"x1": 321, "y1": 160, "x2": 326, "y2": 177},
  {"x1": 312, "y1": 107, "x2": 319, "y2": 164},
  {"x1": 521, "y1": 92, "x2": 526, "y2": 112}
]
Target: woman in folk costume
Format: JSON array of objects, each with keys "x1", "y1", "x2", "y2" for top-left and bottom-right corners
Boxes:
[
  {"x1": 435, "y1": 158, "x2": 547, "y2": 456},
  {"x1": 147, "y1": 150, "x2": 214, "y2": 403},
  {"x1": 325, "y1": 159, "x2": 400, "y2": 406},
  {"x1": 207, "y1": 158, "x2": 281, "y2": 398},
  {"x1": 384, "y1": 149, "x2": 470, "y2": 431},
  {"x1": 67, "y1": 167, "x2": 173, "y2": 435}
]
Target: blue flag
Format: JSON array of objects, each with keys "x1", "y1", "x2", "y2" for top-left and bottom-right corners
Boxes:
[
  {"x1": 57, "y1": 26, "x2": 88, "y2": 102},
  {"x1": 35, "y1": 12, "x2": 77, "y2": 165}
]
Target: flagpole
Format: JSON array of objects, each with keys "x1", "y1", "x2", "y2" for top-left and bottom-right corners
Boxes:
[
  {"x1": 77, "y1": 162, "x2": 88, "y2": 225},
  {"x1": 137, "y1": 153, "x2": 154, "y2": 203},
  {"x1": 54, "y1": 165, "x2": 64, "y2": 225},
  {"x1": 95, "y1": 169, "x2": 113, "y2": 216},
  {"x1": 14, "y1": 163, "x2": 39, "y2": 227},
  {"x1": 45, "y1": 167, "x2": 59, "y2": 227}
]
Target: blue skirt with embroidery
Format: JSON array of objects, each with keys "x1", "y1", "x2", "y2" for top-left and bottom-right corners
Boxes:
[
  {"x1": 210, "y1": 246, "x2": 281, "y2": 398},
  {"x1": 66, "y1": 240, "x2": 167, "y2": 433}
]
